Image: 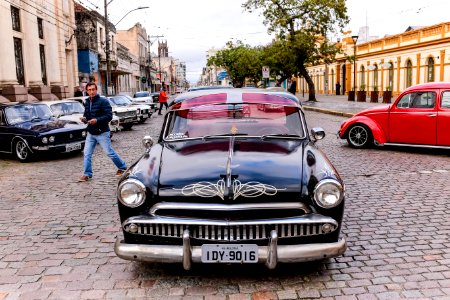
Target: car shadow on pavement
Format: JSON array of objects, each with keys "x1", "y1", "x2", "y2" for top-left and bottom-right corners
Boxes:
[{"x1": 130, "y1": 259, "x2": 329, "y2": 278}]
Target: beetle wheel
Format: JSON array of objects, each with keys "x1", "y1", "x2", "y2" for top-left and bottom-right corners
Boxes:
[
  {"x1": 15, "y1": 140, "x2": 32, "y2": 162},
  {"x1": 347, "y1": 124, "x2": 373, "y2": 148}
]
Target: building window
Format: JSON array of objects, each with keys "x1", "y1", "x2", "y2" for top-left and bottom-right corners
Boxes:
[
  {"x1": 40, "y1": 45, "x2": 47, "y2": 85},
  {"x1": 388, "y1": 63, "x2": 394, "y2": 90},
  {"x1": 406, "y1": 60, "x2": 413, "y2": 87},
  {"x1": 427, "y1": 57, "x2": 435, "y2": 82},
  {"x1": 11, "y1": 6, "x2": 20, "y2": 32},
  {"x1": 14, "y1": 37, "x2": 25, "y2": 85},
  {"x1": 372, "y1": 64, "x2": 378, "y2": 90},
  {"x1": 38, "y1": 18, "x2": 44, "y2": 39},
  {"x1": 360, "y1": 66, "x2": 365, "y2": 89}
]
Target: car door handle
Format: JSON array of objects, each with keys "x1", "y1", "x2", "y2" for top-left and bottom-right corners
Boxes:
[{"x1": 427, "y1": 114, "x2": 437, "y2": 117}]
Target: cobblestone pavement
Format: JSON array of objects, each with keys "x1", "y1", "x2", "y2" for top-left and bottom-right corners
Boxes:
[{"x1": 1, "y1": 110, "x2": 450, "y2": 300}]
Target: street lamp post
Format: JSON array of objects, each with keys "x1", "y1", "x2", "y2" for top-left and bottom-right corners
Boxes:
[
  {"x1": 103, "y1": 0, "x2": 148, "y2": 95},
  {"x1": 351, "y1": 35, "x2": 359, "y2": 101}
]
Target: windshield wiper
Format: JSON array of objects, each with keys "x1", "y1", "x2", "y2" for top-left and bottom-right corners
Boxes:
[
  {"x1": 260, "y1": 134, "x2": 302, "y2": 140},
  {"x1": 202, "y1": 133, "x2": 248, "y2": 140}
]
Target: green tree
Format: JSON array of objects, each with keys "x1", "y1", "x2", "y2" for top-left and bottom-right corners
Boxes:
[
  {"x1": 243, "y1": 0, "x2": 349, "y2": 101},
  {"x1": 262, "y1": 38, "x2": 298, "y2": 86},
  {"x1": 207, "y1": 41, "x2": 263, "y2": 87}
]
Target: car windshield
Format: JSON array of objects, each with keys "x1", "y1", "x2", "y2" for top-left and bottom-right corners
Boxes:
[
  {"x1": 164, "y1": 103, "x2": 305, "y2": 140},
  {"x1": 110, "y1": 97, "x2": 131, "y2": 106},
  {"x1": 5, "y1": 104, "x2": 54, "y2": 125},
  {"x1": 50, "y1": 101, "x2": 84, "y2": 116},
  {"x1": 134, "y1": 92, "x2": 149, "y2": 98}
]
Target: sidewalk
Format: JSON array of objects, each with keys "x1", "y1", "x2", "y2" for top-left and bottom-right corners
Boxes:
[{"x1": 296, "y1": 93, "x2": 387, "y2": 117}]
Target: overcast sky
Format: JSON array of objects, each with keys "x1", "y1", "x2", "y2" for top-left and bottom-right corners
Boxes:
[{"x1": 79, "y1": 0, "x2": 449, "y2": 84}]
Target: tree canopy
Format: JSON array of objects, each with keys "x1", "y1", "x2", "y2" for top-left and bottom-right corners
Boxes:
[{"x1": 243, "y1": 0, "x2": 349, "y2": 100}]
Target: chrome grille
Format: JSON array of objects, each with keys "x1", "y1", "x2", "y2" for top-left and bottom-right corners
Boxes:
[{"x1": 123, "y1": 222, "x2": 336, "y2": 241}]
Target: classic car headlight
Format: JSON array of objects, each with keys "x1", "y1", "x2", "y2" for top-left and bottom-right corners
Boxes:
[
  {"x1": 313, "y1": 179, "x2": 344, "y2": 208},
  {"x1": 117, "y1": 179, "x2": 146, "y2": 208},
  {"x1": 42, "y1": 137, "x2": 48, "y2": 144},
  {"x1": 82, "y1": 131, "x2": 87, "y2": 137},
  {"x1": 49, "y1": 136, "x2": 55, "y2": 142}
]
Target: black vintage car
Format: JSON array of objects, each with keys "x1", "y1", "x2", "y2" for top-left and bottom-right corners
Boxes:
[
  {"x1": 0, "y1": 102, "x2": 87, "y2": 162},
  {"x1": 114, "y1": 89, "x2": 346, "y2": 269}
]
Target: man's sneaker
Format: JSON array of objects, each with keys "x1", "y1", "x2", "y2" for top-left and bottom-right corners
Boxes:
[
  {"x1": 115, "y1": 169, "x2": 125, "y2": 176},
  {"x1": 78, "y1": 175, "x2": 91, "y2": 182}
]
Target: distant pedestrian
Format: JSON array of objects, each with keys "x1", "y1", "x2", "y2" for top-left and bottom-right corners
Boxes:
[
  {"x1": 336, "y1": 82, "x2": 341, "y2": 95},
  {"x1": 74, "y1": 87, "x2": 83, "y2": 97},
  {"x1": 288, "y1": 79, "x2": 297, "y2": 95},
  {"x1": 158, "y1": 86, "x2": 169, "y2": 115},
  {"x1": 78, "y1": 82, "x2": 127, "y2": 182}
]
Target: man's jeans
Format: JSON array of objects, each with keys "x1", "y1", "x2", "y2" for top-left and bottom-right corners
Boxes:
[{"x1": 83, "y1": 132, "x2": 126, "y2": 177}]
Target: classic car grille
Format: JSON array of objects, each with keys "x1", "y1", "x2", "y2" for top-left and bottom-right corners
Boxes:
[
  {"x1": 123, "y1": 221, "x2": 336, "y2": 241},
  {"x1": 52, "y1": 130, "x2": 85, "y2": 142},
  {"x1": 116, "y1": 111, "x2": 136, "y2": 119}
]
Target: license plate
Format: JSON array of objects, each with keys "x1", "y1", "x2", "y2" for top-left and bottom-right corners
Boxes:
[
  {"x1": 201, "y1": 244, "x2": 258, "y2": 263},
  {"x1": 66, "y1": 142, "x2": 81, "y2": 152}
]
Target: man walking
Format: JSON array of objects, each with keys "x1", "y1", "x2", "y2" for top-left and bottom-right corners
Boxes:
[
  {"x1": 158, "y1": 86, "x2": 169, "y2": 115},
  {"x1": 78, "y1": 82, "x2": 127, "y2": 182}
]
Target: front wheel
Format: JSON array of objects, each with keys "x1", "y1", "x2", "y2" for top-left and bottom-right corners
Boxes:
[
  {"x1": 347, "y1": 124, "x2": 373, "y2": 148},
  {"x1": 14, "y1": 140, "x2": 33, "y2": 162}
]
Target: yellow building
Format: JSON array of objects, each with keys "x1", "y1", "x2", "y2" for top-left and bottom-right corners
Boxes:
[{"x1": 300, "y1": 22, "x2": 450, "y2": 98}]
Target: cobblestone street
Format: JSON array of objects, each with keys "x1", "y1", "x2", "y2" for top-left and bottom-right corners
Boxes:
[{"x1": 1, "y1": 111, "x2": 450, "y2": 300}]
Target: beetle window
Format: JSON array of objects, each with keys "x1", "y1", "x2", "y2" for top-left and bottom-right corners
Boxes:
[
  {"x1": 441, "y1": 91, "x2": 450, "y2": 109},
  {"x1": 397, "y1": 92, "x2": 436, "y2": 109}
]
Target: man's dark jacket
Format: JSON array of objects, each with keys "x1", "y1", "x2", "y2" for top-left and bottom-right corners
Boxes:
[{"x1": 83, "y1": 94, "x2": 112, "y2": 135}]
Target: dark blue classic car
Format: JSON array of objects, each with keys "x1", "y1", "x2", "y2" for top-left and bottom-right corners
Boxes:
[
  {"x1": 0, "y1": 102, "x2": 87, "y2": 162},
  {"x1": 114, "y1": 89, "x2": 346, "y2": 269}
]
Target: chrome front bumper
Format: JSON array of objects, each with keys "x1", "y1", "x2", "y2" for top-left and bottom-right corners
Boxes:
[{"x1": 114, "y1": 229, "x2": 346, "y2": 270}]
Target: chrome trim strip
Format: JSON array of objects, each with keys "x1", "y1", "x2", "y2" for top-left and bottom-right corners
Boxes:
[
  {"x1": 114, "y1": 237, "x2": 347, "y2": 270},
  {"x1": 383, "y1": 143, "x2": 450, "y2": 150},
  {"x1": 125, "y1": 214, "x2": 334, "y2": 227},
  {"x1": 150, "y1": 202, "x2": 311, "y2": 215}
]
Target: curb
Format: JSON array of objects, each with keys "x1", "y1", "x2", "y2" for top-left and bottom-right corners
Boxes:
[{"x1": 302, "y1": 106, "x2": 354, "y2": 118}]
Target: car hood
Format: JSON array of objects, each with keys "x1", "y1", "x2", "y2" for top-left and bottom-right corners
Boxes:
[
  {"x1": 16, "y1": 119, "x2": 86, "y2": 133},
  {"x1": 155, "y1": 138, "x2": 304, "y2": 202},
  {"x1": 353, "y1": 104, "x2": 390, "y2": 117},
  {"x1": 58, "y1": 114, "x2": 86, "y2": 125},
  {"x1": 112, "y1": 106, "x2": 136, "y2": 113}
]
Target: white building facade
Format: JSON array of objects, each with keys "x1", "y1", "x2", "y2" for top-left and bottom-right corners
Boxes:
[{"x1": 0, "y1": 0, "x2": 78, "y2": 102}]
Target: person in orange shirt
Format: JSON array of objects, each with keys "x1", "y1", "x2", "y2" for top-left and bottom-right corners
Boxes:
[{"x1": 158, "y1": 86, "x2": 169, "y2": 115}]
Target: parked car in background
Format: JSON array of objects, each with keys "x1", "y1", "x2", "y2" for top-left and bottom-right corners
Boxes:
[
  {"x1": 105, "y1": 97, "x2": 138, "y2": 130},
  {"x1": 132, "y1": 91, "x2": 156, "y2": 111},
  {"x1": 0, "y1": 102, "x2": 87, "y2": 162},
  {"x1": 63, "y1": 97, "x2": 120, "y2": 134},
  {"x1": 150, "y1": 92, "x2": 160, "y2": 107},
  {"x1": 187, "y1": 85, "x2": 233, "y2": 92},
  {"x1": 114, "y1": 88, "x2": 346, "y2": 269},
  {"x1": 114, "y1": 95, "x2": 152, "y2": 123},
  {"x1": 339, "y1": 82, "x2": 450, "y2": 149}
]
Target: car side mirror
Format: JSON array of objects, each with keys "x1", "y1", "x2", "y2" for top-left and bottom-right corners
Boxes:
[
  {"x1": 310, "y1": 127, "x2": 325, "y2": 141},
  {"x1": 142, "y1": 136, "x2": 154, "y2": 151}
]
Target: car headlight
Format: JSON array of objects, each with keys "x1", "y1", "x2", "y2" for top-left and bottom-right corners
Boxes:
[
  {"x1": 49, "y1": 136, "x2": 55, "y2": 142},
  {"x1": 117, "y1": 179, "x2": 146, "y2": 208},
  {"x1": 313, "y1": 179, "x2": 344, "y2": 208},
  {"x1": 82, "y1": 131, "x2": 87, "y2": 137},
  {"x1": 42, "y1": 137, "x2": 48, "y2": 144}
]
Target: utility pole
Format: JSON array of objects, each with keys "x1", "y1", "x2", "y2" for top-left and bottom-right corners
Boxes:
[
  {"x1": 148, "y1": 35, "x2": 164, "y2": 92},
  {"x1": 104, "y1": 0, "x2": 110, "y2": 95}
]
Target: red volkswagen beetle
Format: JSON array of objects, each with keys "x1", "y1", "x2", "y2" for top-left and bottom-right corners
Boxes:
[{"x1": 339, "y1": 82, "x2": 450, "y2": 148}]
